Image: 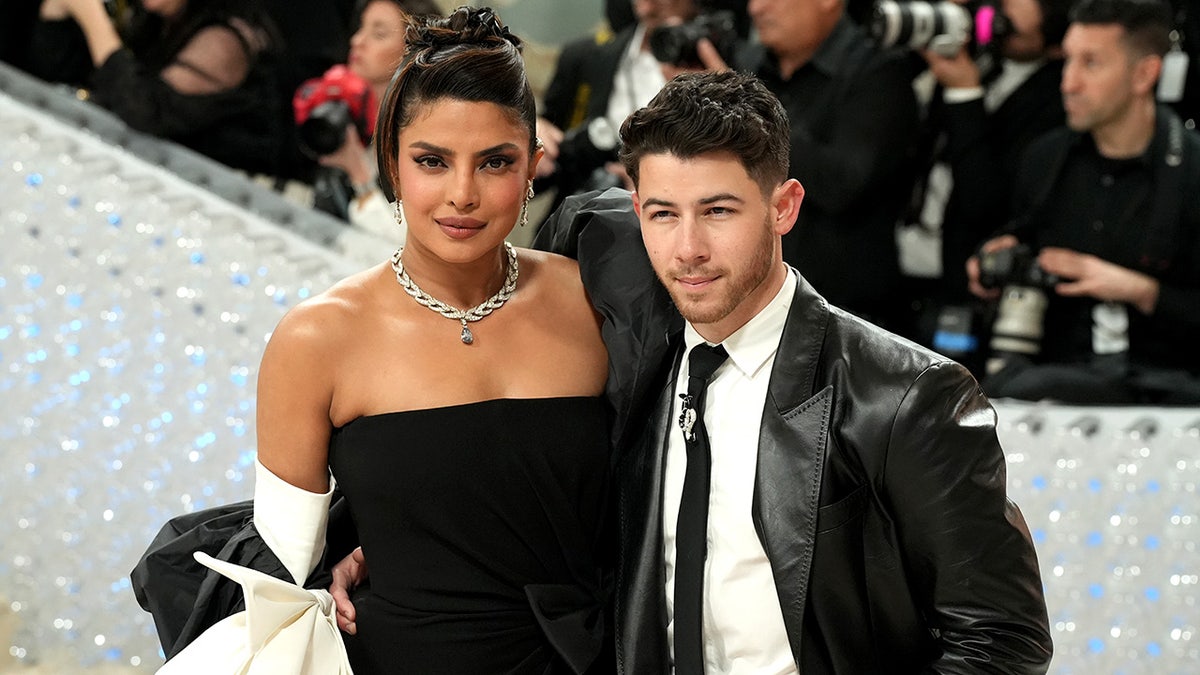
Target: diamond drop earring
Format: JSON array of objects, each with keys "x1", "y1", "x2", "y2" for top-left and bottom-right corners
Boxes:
[
  {"x1": 519, "y1": 181, "x2": 534, "y2": 228},
  {"x1": 394, "y1": 200, "x2": 407, "y2": 231}
]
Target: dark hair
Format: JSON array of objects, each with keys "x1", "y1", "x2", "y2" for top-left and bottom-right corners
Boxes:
[
  {"x1": 354, "y1": 0, "x2": 442, "y2": 23},
  {"x1": 374, "y1": 6, "x2": 536, "y2": 201},
  {"x1": 618, "y1": 71, "x2": 790, "y2": 193},
  {"x1": 1036, "y1": 0, "x2": 1073, "y2": 48},
  {"x1": 1068, "y1": 0, "x2": 1173, "y2": 57}
]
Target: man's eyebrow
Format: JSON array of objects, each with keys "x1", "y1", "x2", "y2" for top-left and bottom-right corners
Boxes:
[
  {"x1": 698, "y1": 193, "x2": 744, "y2": 205},
  {"x1": 642, "y1": 193, "x2": 745, "y2": 209},
  {"x1": 408, "y1": 141, "x2": 522, "y2": 157},
  {"x1": 642, "y1": 197, "x2": 677, "y2": 209}
]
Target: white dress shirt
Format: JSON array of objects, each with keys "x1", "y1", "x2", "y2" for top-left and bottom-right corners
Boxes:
[
  {"x1": 605, "y1": 24, "x2": 667, "y2": 135},
  {"x1": 663, "y1": 271, "x2": 799, "y2": 675}
]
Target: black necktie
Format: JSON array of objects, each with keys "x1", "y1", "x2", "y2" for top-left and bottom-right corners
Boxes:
[{"x1": 673, "y1": 342, "x2": 729, "y2": 675}]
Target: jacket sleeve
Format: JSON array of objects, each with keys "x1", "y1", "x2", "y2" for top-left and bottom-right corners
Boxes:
[
  {"x1": 884, "y1": 362, "x2": 1053, "y2": 674},
  {"x1": 131, "y1": 496, "x2": 357, "y2": 659},
  {"x1": 942, "y1": 64, "x2": 1065, "y2": 245},
  {"x1": 541, "y1": 39, "x2": 588, "y2": 131}
]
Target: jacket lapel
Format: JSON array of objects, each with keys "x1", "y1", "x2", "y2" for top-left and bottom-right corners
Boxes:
[
  {"x1": 752, "y1": 275, "x2": 834, "y2": 665},
  {"x1": 587, "y1": 28, "x2": 635, "y2": 119}
]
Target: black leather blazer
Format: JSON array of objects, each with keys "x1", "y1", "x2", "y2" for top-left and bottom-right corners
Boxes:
[{"x1": 538, "y1": 189, "x2": 1052, "y2": 674}]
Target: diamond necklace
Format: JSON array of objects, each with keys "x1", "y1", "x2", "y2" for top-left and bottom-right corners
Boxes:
[{"x1": 389, "y1": 242, "x2": 519, "y2": 345}]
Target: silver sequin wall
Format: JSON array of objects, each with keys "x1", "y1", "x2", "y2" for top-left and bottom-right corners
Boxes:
[
  {"x1": 0, "y1": 92, "x2": 353, "y2": 672},
  {"x1": 2, "y1": 92, "x2": 1199, "y2": 673}
]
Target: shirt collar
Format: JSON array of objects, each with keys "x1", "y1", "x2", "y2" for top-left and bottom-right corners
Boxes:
[
  {"x1": 1071, "y1": 104, "x2": 1177, "y2": 171},
  {"x1": 748, "y1": 15, "x2": 863, "y2": 82},
  {"x1": 809, "y1": 15, "x2": 861, "y2": 77},
  {"x1": 626, "y1": 24, "x2": 649, "y2": 60},
  {"x1": 683, "y1": 269, "x2": 796, "y2": 380}
]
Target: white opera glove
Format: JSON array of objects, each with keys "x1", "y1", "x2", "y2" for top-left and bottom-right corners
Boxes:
[{"x1": 253, "y1": 459, "x2": 333, "y2": 585}]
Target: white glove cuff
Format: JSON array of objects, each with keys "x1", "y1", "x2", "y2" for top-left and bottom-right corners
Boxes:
[{"x1": 253, "y1": 459, "x2": 334, "y2": 584}]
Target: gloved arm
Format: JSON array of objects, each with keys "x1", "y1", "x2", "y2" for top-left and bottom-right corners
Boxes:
[{"x1": 254, "y1": 458, "x2": 333, "y2": 585}]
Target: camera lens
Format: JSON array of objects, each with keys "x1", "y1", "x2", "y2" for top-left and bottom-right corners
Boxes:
[
  {"x1": 649, "y1": 24, "x2": 695, "y2": 66},
  {"x1": 871, "y1": 0, "x2": 973, "y2": 57},
  {"x1": 298, "y1": 101, "x2": 353, "y2": 158}
]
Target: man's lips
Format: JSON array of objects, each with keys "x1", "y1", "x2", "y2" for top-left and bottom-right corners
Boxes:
[{"x1": 675, "y1": 274, "x2": 719, "y2": 290}]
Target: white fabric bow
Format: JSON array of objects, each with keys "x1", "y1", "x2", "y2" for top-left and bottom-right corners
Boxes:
[{"x1": 158, "y1": 551, "x2": 353, "y2": 674}]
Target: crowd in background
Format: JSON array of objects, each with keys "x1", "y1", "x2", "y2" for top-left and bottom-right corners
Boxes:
[{"x1": 1, "y1": 0, "x2": 1197, "y2": 404}]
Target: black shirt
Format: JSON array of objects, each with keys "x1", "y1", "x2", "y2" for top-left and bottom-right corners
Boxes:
[
  {"x1": 1010, "y1": 108, "x2": 1200, "y2": 374},
  {"x1": 736, "y1": 17, "x2": 919, "y2": 323}
]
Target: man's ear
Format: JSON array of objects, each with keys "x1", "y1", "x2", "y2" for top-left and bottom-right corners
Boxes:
[
  {"x1": 631, "y1": 191, "x2": 642, "y2": 219},
  {"x1": 771, "y1": 179, "x2": 804, "y2": 236},
  {"x1": 1132, "y1": 54, "x2": 1163, "y2": 97}
]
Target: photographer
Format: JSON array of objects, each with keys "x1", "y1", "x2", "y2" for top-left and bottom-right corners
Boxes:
[
  {"x1": 967, "y1": 0, "x2": 1200, "y2": 404},
  {"x1": 680, "y1": 0, "x2": 920, "y2": 328},
  {"x1": 536, "y1": 0, "x2": 702, "y2": 222},
  {"x1": 301, "y1": 0, "x2": 440, "y2": 236},
  {"x1": 911, "y1": 0, "x2": 1071, "y2": 300},
  {"x1": 37, "y1": 0, "x2": 287, "y2": 175}
]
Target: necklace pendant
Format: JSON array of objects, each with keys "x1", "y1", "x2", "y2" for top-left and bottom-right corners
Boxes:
[{"x1": 460, "y1": 324, "x2": 474, "y2": 345}]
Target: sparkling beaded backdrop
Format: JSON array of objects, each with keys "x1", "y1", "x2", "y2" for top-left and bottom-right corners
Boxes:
[
  {"x1": 3, "y1": 83, "x2": 1199, "y2": 675},
  {"x1": 0, "y1": 91, "x2": 354, "y2": 672}
]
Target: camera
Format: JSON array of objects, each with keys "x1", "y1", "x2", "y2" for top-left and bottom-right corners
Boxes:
[
  {"x1": 977, "y1": 243, "x2": 1060, "y2": 292},
  {"x1": 977, "y1": 244, "x2": 1062, "y2": 374},
  {"x1": 871, "y1": 1, "x2": 1011, "y2": 58},
  {"x1": 649, "y1": 10, "x2": 739, "y2": 68},
  {"x1": 293, "y1": 65, "x2": 376, "y2": 159}
]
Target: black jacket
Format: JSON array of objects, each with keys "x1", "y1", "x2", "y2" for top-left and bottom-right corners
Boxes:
[
  {"x1": 131, "y1": 497, "x2": 357, "y2": 659},
  {"x1": 736, "y1": 19, "x2": 920, "y2": 323},
  {"x1": 1005, "y1": 105, "x2": 1200, "y2": 375},
  {"x1": 934, "y1": 59, "x2": 1066, "y2": 297},
  {"x1": 538, "y1": 189, "x2": 1052, "y2": 674},
  {"x1": 541, "y1": 27, "x2": 634, "y2": 133}
]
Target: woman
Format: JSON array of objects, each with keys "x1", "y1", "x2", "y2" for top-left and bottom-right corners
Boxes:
[
  {"x1": 255, "y1": 7, "x2": 611, "y2": 673},
  {"x1": 38, "y1": 0, "x2": 284, "y2": 174},
  {"x1": 311, "y1": 0, "x2": 440, "y2": 238}
]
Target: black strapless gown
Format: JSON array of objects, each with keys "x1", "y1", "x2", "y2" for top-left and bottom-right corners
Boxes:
[{"x1": 328, "y1": 397, "x2": 613, "y2": 675}]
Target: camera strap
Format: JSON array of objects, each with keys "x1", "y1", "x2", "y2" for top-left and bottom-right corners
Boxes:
[{"x1": 1139, "y1": 108, "x2": 1188, "y2": 274}]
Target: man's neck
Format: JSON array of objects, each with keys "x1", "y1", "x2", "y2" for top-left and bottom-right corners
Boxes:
[
  {"x1": 775, "y1": 50, "x2": 813, "y2": 81},
  {"x1": 772, "y1": 15, "x2": 840, "y2": 80},
  {"x1": 1093, "y1": 97, "x2": 1157, "y2": 159}
]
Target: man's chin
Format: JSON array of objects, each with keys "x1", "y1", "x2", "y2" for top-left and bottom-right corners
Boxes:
[{"x1": 669, "y1": 293, "x2": 729, "y2": 326}]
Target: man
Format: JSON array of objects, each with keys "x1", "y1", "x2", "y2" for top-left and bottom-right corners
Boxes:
[
  {"x1": 332, "y1": 71, "x2": 1052, "y2": 672},
  {"x1": 741, "y1": 0, "x2": 919, "y2": 328},
  {"x1": 681, "y1": 0, "x2": 920, "y2": 328},
  {"x1": 536, "y1": 0, "x2": 698, "y2": 209},
  {"x1": 967, "y1": 0, "x2": 1200, "y2": 404},
  {"x1": 914, "y1": 0, "x2": 1071, "y2": 299}
]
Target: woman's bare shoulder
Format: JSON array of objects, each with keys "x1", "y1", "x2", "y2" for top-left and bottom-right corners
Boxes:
[
  {"x1": 517, "y1": 248, "x2": 587, "y2": 296},
  {"x1": 267, "y1": 264, "x2": 388, "y2": 352}
]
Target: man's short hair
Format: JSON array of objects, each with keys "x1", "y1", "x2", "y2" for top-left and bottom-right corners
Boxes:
[
  {"x1": 618, "y1": 71, "x2": 790, "y2": 193},
  {"x1": 1069, "y1": 0, "x2": 1173, "y2": 57}
]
